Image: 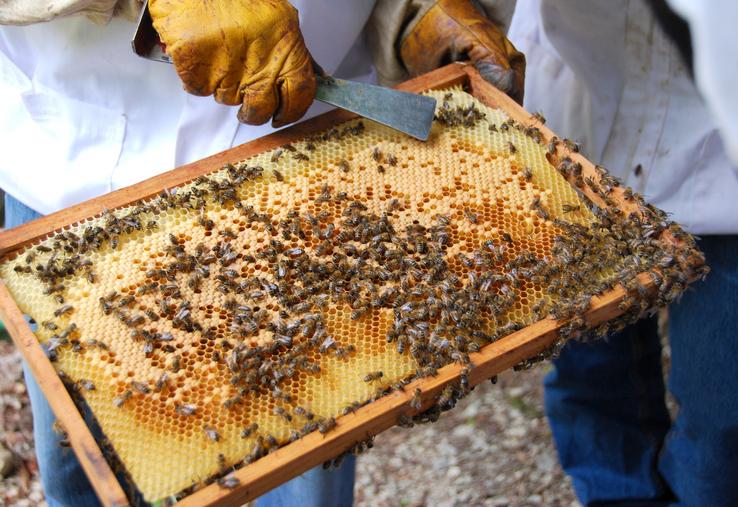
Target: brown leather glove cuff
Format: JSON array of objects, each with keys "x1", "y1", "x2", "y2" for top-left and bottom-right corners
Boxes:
[{"x1": 400, "y1": 0, "x2": 525, "y2": 103}]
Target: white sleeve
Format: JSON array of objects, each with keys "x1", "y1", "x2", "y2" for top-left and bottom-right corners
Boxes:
[
  {"x1": 0, "y1": 0, "x2": 141, "y2": 25},
  {"x1": 667, "y1": 0, "x2": 738, "y2": 166}
]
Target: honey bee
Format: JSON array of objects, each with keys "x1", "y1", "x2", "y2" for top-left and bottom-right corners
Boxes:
[
  {"x1": 338, "y1": 159, "x2": 350, "y2": 172},
  {"x1": 523, "y1": 167, "x2": 533, "y2": 181},
  {"x1": 53, "y1": 304, "x2": 74, "y2": 317},
  {"x1": 410, "y1": 388, "x2": 422, "y2": 410},
  {"x1": 155, "y1": 372, "x2": 169, "y2": 391},
  {"x1": 217, "y1": 475, "x2": 240, "y2": 490},
  {"x1": 530, "y1": 111, "x2": 546, "y2": 124},
  {"x1": 240, "y1": 422, "x2": 259, "y2": 438},
  {"x1": 176, "y1": 404, "x2": 197, "y2": 416},
  {"x1": 130, "y1": 380, "x2": 150, "y2": 394},
  {"x1": 562, "y1": 203, "x2": 580, "y2": 213},
  {"x1": 293, "y1": 152, "x2": 310, "y2": 161},
  {"x1": 317, "y1": 417, "x2": 337, "y2": 434},
  {"x1": 78, "y1": 379, "x2": 95, "y2": 391},
  {"x1": 507, "y1": 142, "x2": 517, "y2": 154},
  {"x1": 113, "y1": 390, "x2": 133, "y2": 408},
  {"x1": 464, "y1": 209, "x2": 478, "y2": 224},
  {"x1": 372, "y1": 147, "x2": 382, "y2": 163},
  {"x1": 273, "y1": 406, "x2": 292, "y2": 422},
  {"x1": 204, "y1": 425, "x2": 220, "y2": 442},
  {"x1": 563, "y1": 138, "x2": 580, "y2": 153},
  {"x1": 272, "y1": 169, "x2": 284, "y2": 182},
  {"x1": 363, "y1": 371, "x2": 384, "y2": 382}
]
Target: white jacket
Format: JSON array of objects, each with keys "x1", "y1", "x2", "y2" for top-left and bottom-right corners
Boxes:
[
  {"x1": 0, "y1": 0, "x2": 376, "y2": 216},
  {"x1": 509, "y1": 0, "x2": 738, "y2": 234}
]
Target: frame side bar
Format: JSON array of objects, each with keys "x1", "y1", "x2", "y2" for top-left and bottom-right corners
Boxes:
[{"x1": 0, "y1": 282, "x2": 130, "y2": 507}]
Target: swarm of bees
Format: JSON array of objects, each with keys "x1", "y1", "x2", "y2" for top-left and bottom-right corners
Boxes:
[{"x1": 0, "y1": 89, "x2": 707, "y2": 501}]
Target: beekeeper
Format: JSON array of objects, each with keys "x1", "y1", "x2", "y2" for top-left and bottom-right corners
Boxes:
[
  {"x1": 507, "y1": 1, "x2": 738, "y2": 506},
  {"x1": 0, "y1": 1, "x2": 524, "y2": 505}
]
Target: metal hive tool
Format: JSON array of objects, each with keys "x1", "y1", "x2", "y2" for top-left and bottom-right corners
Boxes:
[{"x1": 0, "y1": 66, "x2": 705, "y2": 506}]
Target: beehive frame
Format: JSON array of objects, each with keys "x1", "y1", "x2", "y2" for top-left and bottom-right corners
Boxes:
[{"x1": 0, "y1": 63, "x2": 702, "y2": 507}]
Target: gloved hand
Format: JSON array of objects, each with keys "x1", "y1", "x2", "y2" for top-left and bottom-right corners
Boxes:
[
  {"x1": 400, "y1": 0, "x2": 525, "y2": 104},
  {"x1": 149, "y1": 0, "x2": 316, "y2": 127}
]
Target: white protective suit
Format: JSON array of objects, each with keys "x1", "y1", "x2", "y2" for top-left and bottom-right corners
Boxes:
[
  {"x1": 0, "y1": 0, "x2": 736, "y2": 234},
  {"x1": 0, "y1": 0, "x2": 377, "y2": 215},
  {"x1": 508, "y1": 0, "x2": 738, "y2": 234}
]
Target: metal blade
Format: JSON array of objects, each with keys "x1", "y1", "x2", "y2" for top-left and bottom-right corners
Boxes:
[
  {"x1": 316, "y1": 77, "x2": 436, "y2": 141},
  {"x1": 132, "y1": 1, "x2": 436, "y2": 141}
]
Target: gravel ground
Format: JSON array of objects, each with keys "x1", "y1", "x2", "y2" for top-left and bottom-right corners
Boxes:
[
  {"x1": 0, "y1": 338, "x2": 577, "y2": 507},
  {"x1": 355, "y1": 366, "x2": 579, "y2": 507},
  {"x1": 0, "y1": 341, "x2": 47, "y2": 507}
]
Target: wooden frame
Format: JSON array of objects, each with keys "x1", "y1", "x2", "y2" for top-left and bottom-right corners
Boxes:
[{"x1": 0, "y1": 63, "x2": 693, "y2": 506}]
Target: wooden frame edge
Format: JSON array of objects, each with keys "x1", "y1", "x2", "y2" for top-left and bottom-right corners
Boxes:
[{"x1": 0, "y1": 281, "x2": 130, "y2": 507}]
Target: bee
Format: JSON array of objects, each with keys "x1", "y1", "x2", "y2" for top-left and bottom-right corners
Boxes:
[
  {"x1": 376, "y1": 164, "x2": 385, "y2": 174},
  {"x1": 562, "y1": 203, "x2": 580, "y2": 213},
  {"x1": 563, "y1": 138, "x2": 580, "y2": 153},
  {"x1": 240, "y1": 422, "x2": 259, "y2": 438},
  {"x1": 363, "y1": 371, "x2": 384, "y2": 382},
  {"x1": 175, "y1": 403, "x2": 197, "y2": 416},
  {"x1": 273, "y1": 406, "x2": 292, "y2": 422},
  {"x1": 113, "y1": 390, "x2": 133, "y2": 408},
  {"x1": 372, "y1": 147, "x2": 382, "y2": 163},
  {"x1": 54, "y1": 304, "x2": 74, "y2": 317},
  {"x1": 634, "y1": 163, "x2": 643, "y2": 176},
  {"x1": 317, "y1": 417, "x2": 336, "y2": 434},
  {"x1": 130, "y1": 380, "x2": 150, "y2": 394},
  {"x1": 217, "y1": 475, "x2": 240, "y2": 490},
  {"x1": 338, "y1": 159, "x2": 350, "y2": 172},
  {"x1": 271, "y1": 148, "x2": 283, "y2": 162},
  {"x1": 78, "y1": 379, "x2": 95, "y2": 391},
  {"x1": 42, "y1": 321, "x2": 58, "y2": 331},
  {"x1": 523, "y1": 167, "x2": 533, "y2": 181},
  {"x1": 387, "y1": 154, "x2": 398, "y2": 166},
  {"x1": 464, "y1": 209, "x2": 478, "y2": 224},
  {"x1": 547, "y1": 136, "x2": 560, "y2": 155},
  {"x1": 86, "y1": 339, "x2": 109, "y2": 350},
  {"x1": 489, "y1": 123, "x2": 498, "y2": 133},
  {"x1": 305, "y1": 141, "x2": 316, "y2": 151},
  {"x1": 282, "y1": 143, "x2": 296, "y2": 152},
  {"x1": 293, "y1": 152, "x2": 310, "y2": 161},
  {"x1": 410, "y1": 388, "x2": 422, "y2": 410},
  {"x1": 155, "y1": 372, "x2": 169, "y2": 391},
  {"x1": 204, "y1": 425, "x2": 220, "y2": 442},
  {"x1": 507, "y1": 142, "x2": 517, "y2": 154},
  {"x1": 272, "y1": 169, "x2": 284, "y2": 182},
  {"x1": 530, "y1": 111, "x2": 546, "y2": 124},
  {"x1": 170, "y1": 354, "x2": 181, "y2": 373}
]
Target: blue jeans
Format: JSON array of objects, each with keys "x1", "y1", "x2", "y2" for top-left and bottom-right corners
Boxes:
[
  {"x1": 4, "y1": 194, "x2": 356, "y2": 507},
  {"x1": 545, "y1": 235, "x2": 738, "y2": 507}
]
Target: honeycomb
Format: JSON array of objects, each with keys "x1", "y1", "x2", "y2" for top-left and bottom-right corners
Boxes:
[{"x1": 0, "y1": 89, "x2": 701, "y2": 503}]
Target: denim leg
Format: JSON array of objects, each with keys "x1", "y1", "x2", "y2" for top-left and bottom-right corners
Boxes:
[
  {"x1": 5, "y1": 194, "x2": 100, "y2": 507},
  {"x1": 658, "y1": 235, "x2": 738, "y2": 507},
  {"x1": 544, "y1": 317, "x2": 673, "y2": 506},
  {"x1": 255, "y1": 456, "x2": 356, "y2": 507}
]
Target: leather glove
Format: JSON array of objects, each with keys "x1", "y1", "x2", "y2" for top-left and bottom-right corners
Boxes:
[
  {"x1": 400, "y1": 0, "x2": 525, "y2": 104},
  {"x1": 149, "y1": 0, "x2": 316, "y2": 127}
]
